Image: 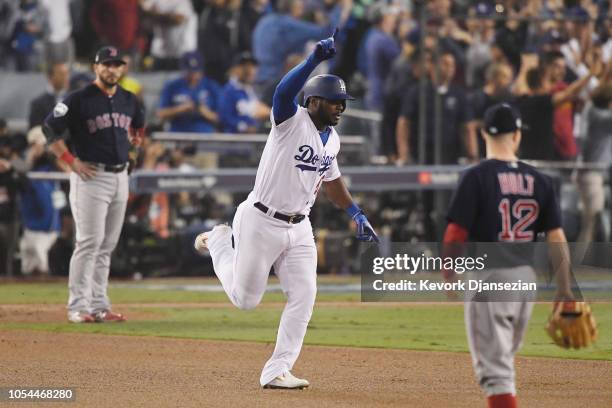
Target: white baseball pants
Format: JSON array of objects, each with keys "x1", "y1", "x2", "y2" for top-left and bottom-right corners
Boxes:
[
  {"x1": 67, "y1": 170, "x2": 128, "y2": 314},
  {"x1": 207, "y1": 195, "x2": 317, "y2": 386},
  {"x1": 464, "y1": 266, "x2": 536, "y2": 396}
]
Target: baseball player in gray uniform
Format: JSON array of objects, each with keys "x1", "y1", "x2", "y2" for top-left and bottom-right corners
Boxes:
[
  {"x1": 195, "y1": 31, "x2": 379, "y2": 389},
  {"x1": 444, "y1": 104, "x2": 573, "y2": 408},
  {"x1": 44, "y1": 46, "x2": 145, "y2": 323}
]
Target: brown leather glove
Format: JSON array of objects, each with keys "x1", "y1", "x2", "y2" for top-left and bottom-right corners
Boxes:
[{"x1": 545, "y1": 301, "x2": 598, "y2": 349}]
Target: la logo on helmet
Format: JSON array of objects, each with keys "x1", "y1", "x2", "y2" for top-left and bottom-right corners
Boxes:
[{"x1": 339, "y1": 80, "x2": 346, "y2": 93}]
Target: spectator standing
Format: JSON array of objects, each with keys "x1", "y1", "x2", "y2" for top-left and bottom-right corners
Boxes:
[
  {"x1": 514, "y1": 67, "x2": 557, "y2": 160},
  {"x1": 333, "y1": 0, "x2": 380, "y2": 83},
  {"x1": 157, "y1": 52, "x2": 222, "y2": 133},
  {"x1": 198, "y1": 0, "x2": 236, "y2": 83},
  {"x1": 252, "y1": 0, "x2": 350, "y2": 85},
  {"x1": 39, "y1": 0, "x2": 72, "y2": 65},
  {"x1": 141, "y1": 0, "x2": 198, "y2": 70},
  {"x1": 470, "y1": 62, "x2": 515, "y2": 158},
  {"x1": 239, "y1": 0, "x2": 270, "y2": 51},
  {"x1": 0, "y1": 0, "x2": 19, "y2": 69},
  {"x1": 198, "y1": 0, "x2": 264, "y2": 84},
  {"x1": 19, "y1": 127, "x2": 63, "y2": 276},
  {"x1": 89, "y1": 0, "x2": 140, "y2": 54},
  {"x1": 560, "y1": 6, "x2": 595, "y2": 77},
  {"x1": 532, "y1": 28, "x2": 567, "y2": 57},
  {"x1": 219, "y1": 52, "x2": 271, "y2": 133},
  {"x1": 494, "y1": 7, "x2": 528, "y2": 74},
  {"x1": 396, "y1": 51, "x2": 476, "y2": 165},
  {"x1": 577, "y1": 84, "x2": 612, "y2": 243},
  {"x1": 379, "y1": 47, "x2": 432, "y2": 161},
  {"x1": 363, "y1": 3, "x2": 400, "y2": 112},
  {"x1": 414, "y1": 0, "x2": 471, "y2": 76},
  {"x1": 543, "y1": 51, "x2": 579, "y2": 159},
  {"x1": 198, "y1": 0, "x2": 253, "y2": 83},
  {"x1": 465, "y1": 2, "x2": 496, "y2": 88},
  {"x1": 29, "y1": 62, "x2": 70, "y2": 129},
  {"x1": 9, "y1": 0, "x2": 48, "y2": 72},
  {"x1": 514, "y1": 59, "x2": 593, "y2": 161},
  {"x1": 471, "y1": 62, "x2": 515, "y2": 123}
]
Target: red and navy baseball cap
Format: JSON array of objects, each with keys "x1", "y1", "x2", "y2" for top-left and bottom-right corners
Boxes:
[
  {"x1": 94, "y1": 46, "x2": 126, "y2": 65},
  {"x1": 483, "y1": 103, "x2": 522, "y2": 136}
]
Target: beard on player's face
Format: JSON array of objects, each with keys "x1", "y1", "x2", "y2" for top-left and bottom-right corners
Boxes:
[
  {"x1": 317, "y1": 99, "x2": 345, "y2": 126},
  {"x1": 96, "y1": 63, "x2": 123, "y2": 87},
  {"x1": 99, "y1": 74, "x2": 118, "y2": 87}
]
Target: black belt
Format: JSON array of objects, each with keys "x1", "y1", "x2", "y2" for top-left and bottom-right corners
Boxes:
[
  {"x1": 87, "y1": 162, "x2": 127, "y2": 173},
  {"x1": 254, "y1": 202, "x2": 305, "y2": 224}
]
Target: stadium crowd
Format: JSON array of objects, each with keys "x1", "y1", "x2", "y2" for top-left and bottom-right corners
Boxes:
[{"x1": 0, "y1": 0, "x2": 611, "y2": 277}]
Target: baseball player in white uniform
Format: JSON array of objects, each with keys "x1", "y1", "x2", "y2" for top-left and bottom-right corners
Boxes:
[{"x1": 195, "y1": 31, "x2": 379, "y2": 389}]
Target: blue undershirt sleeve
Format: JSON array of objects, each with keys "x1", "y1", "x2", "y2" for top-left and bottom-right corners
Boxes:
[{"x1": 272, "y1": 55, "x2": 319, "y2": 125}]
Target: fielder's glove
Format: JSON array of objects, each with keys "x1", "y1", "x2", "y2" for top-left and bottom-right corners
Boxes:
[
  {"x1": 312, "y1": 28, "x2": 338, "y2": 63},
  {"x1": 545, "y1": 301, "x2": 598, "y2": 349}
]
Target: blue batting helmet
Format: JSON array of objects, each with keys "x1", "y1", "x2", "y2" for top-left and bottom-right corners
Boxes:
[{"x1": 302, "y1": 74, "x2": 355, "y2": 106}]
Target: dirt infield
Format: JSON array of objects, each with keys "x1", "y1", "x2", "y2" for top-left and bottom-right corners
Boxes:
[{"x1": 0, "y1": 327, "x2": 610, "y2": 408}]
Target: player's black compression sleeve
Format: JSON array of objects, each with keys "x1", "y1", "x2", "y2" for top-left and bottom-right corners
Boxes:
[{"x1": 43, "y1": 93, "x2": 75, "y2": 143}]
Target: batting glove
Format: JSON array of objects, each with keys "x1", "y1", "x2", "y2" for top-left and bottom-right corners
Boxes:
[
  {"x1": 347, "y1": 204, "x2": 380, "y2": 243},
  {"x1": 312, "y1": 28, "x2": 338, "y2": 63}
]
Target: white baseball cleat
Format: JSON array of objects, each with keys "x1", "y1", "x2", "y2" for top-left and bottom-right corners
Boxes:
[
  {"x1": 263, "y1": 372, "x2": 310, "y2": 390},
  {"x1": 67, "y1": 311, "x2": 95, "y2": 323},
  {"x1": 194, "y1": 225, "x2": 232, "y2": 254}
]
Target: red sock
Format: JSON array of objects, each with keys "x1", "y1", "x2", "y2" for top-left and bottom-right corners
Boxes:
[{"x1": 487, "y1": 393, "x2": 517, "y2": 408}]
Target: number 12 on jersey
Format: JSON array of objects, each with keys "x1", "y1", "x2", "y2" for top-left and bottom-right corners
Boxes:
[{"x1": 498, "y1": 198, "x2": 539, "y2": 242}]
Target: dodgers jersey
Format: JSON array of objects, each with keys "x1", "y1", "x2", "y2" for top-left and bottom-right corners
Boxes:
[{"x1": 252, "y1": 106, "x2": 341, "y2": 215}]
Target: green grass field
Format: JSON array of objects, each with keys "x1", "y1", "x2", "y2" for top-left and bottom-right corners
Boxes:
[{"x1": 1, "y1": 281, "x2": 610, "y2": 361}]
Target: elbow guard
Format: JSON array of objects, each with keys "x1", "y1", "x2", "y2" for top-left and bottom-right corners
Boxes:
[{"x1": 42, "y1": 123, "x2": 69, "y2": 144}]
